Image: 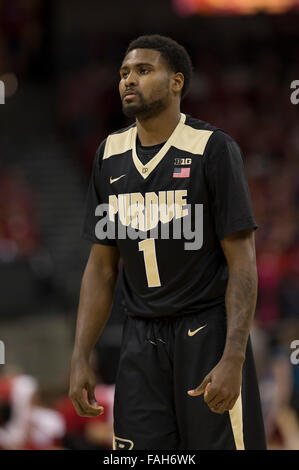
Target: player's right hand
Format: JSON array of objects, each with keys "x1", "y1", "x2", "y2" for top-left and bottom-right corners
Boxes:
[{"x1": 69, "y1": 357, "x2": 104, "y2": 417}]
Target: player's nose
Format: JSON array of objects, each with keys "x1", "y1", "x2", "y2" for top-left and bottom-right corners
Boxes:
[{"x1": 124, "y1": 70, "x2": 138, "y2": 87}]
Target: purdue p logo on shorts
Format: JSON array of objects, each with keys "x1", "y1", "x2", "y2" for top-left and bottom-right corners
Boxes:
[{"x1": 113, "y1": 435, "x2": 134, "y2": 450}]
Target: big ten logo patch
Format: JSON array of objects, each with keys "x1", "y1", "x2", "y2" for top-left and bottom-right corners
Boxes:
[{"x1": 174, "y1": 157, "x2": 192, "y2": 165}]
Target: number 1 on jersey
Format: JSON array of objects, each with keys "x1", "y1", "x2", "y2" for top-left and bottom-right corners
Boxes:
[{"x1": 138, "y1": 239, "x2": 161, "y2": 288}]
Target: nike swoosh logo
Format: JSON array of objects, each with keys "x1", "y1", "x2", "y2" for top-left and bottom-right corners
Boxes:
[
  {"x1": 188, "y1": 324, "x2": 207, "y2": 337},
  {"x1": 110, "y1": 174, "x2": 126, "y2": 184}
]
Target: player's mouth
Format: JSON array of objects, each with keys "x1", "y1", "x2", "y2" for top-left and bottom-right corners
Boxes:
[{"x1": 123, "y1": 90, "x2": 138, "y2": 101}]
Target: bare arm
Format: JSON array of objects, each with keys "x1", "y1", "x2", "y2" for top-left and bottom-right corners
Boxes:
[
  {"x1": 69, "y1": 243, "x2": 120, "y2": 417},
  {"x1": 221, "y1": 228, "x2": 258, "y2": 364},
  {"x1": 188, "y1": 228, "x2": 258, "y2": 413},
  {"x1": 72, "y1": 243, "x2": 120, "y2": 360}
]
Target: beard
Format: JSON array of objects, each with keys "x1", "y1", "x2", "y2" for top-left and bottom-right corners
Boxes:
[{"x1": 122, "y1": 86, "x2": 170, "y2": 120}]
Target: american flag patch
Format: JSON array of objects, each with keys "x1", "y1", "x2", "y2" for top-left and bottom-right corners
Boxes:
[{"x1": 173, "y1": 167, "x2": 190, "y2": 178}]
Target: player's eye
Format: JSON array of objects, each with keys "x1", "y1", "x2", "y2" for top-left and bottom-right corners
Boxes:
[
  {"x1": 120, "y1": 71, "x2": 129, "y2": 79},
  {"x1": 140, "y1": 68, "x2": 149, "y2": 74}
]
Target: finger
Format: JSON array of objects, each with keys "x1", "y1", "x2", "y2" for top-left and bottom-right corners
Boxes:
[
  {"x1": 213, "y1": 392, "x2": 239, "y2": 413},
  {"x1": 86, "y1": 384, "x2": 101, "y2": 409},
  {"x1": 84, "y1": 386, "x2": 104, "y2": 415},
  {"x1": 210, "y1": 399, "x2": 230, "y2": 415},
  {"x1": 204, "y1": 382, "x2": 211, "y2": 394},
  {"x1": 205, "y1": 388, "x2": 225, "y2": 407},
  {"x1": 69, "y1": 389, "x2": 87, "y2": 416},
  {"x1": 188, "y1": 376, "x2": 211, "y2": 396},
  {"x1": 221, "y1": 398, "x2": 234, "y2": 412},
  {"x1": 204, "y1": 383, "x2": 219, "y2": 404},
  {"x1": 72, "y1": 395, "x2": 92, "y2": 417},
  {"x1": 78, "y1": 397, "x2": 103, "y2": 417},
  {"x1": 85, "y1": 381, "x2": 104, "y2": 413},
  {"x1": 72, "y1": 396, "x2": 89, "y2": 417},
  {"x1": 210, "y1": 403, "x2": 225, "y2": 414},
  {"x1": 72, "y1": 390, "x2": 103, "y2": 417}
]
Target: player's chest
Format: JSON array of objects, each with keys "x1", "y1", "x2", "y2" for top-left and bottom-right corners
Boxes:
[{"x1": 101, "y1": 150, "x2": 208, "y2": 203}]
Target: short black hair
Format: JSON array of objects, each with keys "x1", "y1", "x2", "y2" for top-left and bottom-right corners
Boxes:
[{"x1": 125, "y1": 34, "x2": 193, "y2": 99}]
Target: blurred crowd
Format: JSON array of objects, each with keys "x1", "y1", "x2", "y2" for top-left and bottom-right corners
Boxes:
[
  {"x1": 0, "y1": 367, "x2": 114, "y2": 450},
  {"x1": 0, "y1": 1, "x2": 299, "y2": 450},
  {"x1": 0, "y1": 0, "x2": 43, "y2": 77},
  {"x1": 0, "y1": 164, "x2": 40, "y2": 262}
]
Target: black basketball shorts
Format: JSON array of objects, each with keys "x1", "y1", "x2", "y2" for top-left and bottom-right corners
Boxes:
[{"x1": 113, "y1": 307, "x2": 266, "y2": 450}]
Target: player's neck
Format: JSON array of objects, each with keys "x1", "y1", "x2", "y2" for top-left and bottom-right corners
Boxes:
[{"x1": 136, "y1": 106, "x2": 181, "y2": 146}]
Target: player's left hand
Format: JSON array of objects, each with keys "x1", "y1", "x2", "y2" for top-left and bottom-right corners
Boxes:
[{"x1": 187, "y1": 357, "x2": 243, "y2": 414}]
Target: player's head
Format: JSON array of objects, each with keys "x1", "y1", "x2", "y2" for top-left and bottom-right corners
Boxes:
[{"x1": 119, "y1": 34, "x2": 193, "y2": 119}]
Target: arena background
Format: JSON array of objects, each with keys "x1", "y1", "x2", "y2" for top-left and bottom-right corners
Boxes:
[{"x1": 0, "y1": 0, "x2": 299, "y2": 450}]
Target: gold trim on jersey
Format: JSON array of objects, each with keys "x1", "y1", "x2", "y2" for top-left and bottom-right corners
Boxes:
[
  {"x1": 229, "y1": 389, "x2": 245, "y2": 450},
  {"x1": 103, "y1": 113, "x2": 214, "y2": 180},
  {"x1": 131, "y1": 113, "x2": 187, "y2": 179},
  {"x1": 103, "y1": 127, "x2": 135, "y2": 160},
  {"x1": 175, "y1": 125, "x2": 213, "y2": 155}
]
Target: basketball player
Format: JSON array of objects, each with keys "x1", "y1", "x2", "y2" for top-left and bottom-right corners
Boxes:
[{"x1": 69, "y1": 35, "x2": 266, "y2": 450}]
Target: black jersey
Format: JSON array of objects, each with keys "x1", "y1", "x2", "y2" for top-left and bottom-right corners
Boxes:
[{"x1": 82, "y1": 113, "x2": 257, "y2": 318}]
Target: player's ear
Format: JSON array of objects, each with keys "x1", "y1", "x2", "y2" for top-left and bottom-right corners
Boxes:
[{"x1": 171, "y1": 72, "x2": 184, "y2": 97}]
